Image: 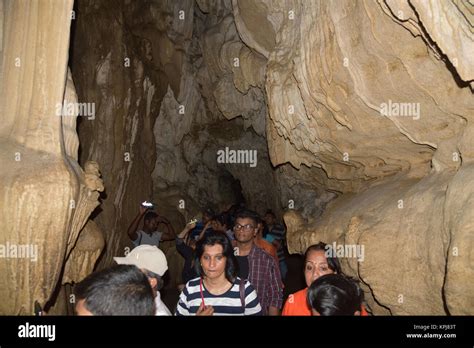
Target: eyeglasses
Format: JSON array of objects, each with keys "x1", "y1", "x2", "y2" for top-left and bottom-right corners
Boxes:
[{"x1": 233, "y1": 224, "x2": 256, "y2": 232}]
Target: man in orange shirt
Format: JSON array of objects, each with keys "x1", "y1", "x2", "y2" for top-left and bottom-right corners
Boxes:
[{"x1": 254, "y1": 218, "x2": 279, "y2": 264}]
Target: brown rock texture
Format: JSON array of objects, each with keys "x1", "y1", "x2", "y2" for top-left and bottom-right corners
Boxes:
[
  {"x1": 1, "y1": 0, "x2": 472, "y2": 315},
  {"x1": 0, "y1": 0, "x2": 103, "y2": 314},
  {"x1": 68, "y1": 0, "x2": 474, "y2": 314},
  {"x1": 71, "y1": 0, "x2": 284, "y2": 280},
  {"x1": 266, "y1": 0, "x2": 473, "y2": 314}
]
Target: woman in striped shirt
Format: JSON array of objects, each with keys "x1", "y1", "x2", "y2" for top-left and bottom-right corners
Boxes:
[{"x1": 176, "y1": 230, "x2": 262, "y2": 316}]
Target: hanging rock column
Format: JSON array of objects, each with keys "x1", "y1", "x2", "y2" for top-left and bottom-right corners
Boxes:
[{"x1": 0, "y1": 0, "x2": 103, "y2": 314}]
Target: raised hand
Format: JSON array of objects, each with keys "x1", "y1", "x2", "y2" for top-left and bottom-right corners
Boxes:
[
  {"x1": 139, "y1": 205, "x2": 148, "y2": 215},
  {"x1": 186, "y1": 221, "x2": 197, "y2": 230}
]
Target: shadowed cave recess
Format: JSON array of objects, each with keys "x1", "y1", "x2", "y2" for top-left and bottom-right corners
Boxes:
[{"x1": 0, "y1": 0, "x2": 473, "y2": 316}]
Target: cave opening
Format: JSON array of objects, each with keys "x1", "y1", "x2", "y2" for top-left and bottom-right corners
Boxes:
[{"x1": 217, "y1": 169, "x2": 246, "y2": 208}]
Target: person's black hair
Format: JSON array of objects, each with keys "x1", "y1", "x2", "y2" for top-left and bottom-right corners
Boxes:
[
  {"x1": 194, "y1": 230, "x2": 238, "y2": 283},
  {"x1": 142, "y1": 269, "x2": 164, "y2": 291},
  {"x1": 225, "y1": 203, "x2": 246, "y2": 227},
  {"x1": 234, "y1": 209, "x2": 260, "y2": 227},
  {"x1": 254, "y1": 214, "x2": 268, "y2": 238},
  {"x1": 144, "y1": 211, "x2": 158, "y2": 222},
  {"x1": 74, "y1": 264, "x2": 155, "y2": 315},
  {"x1": 307, "y1": 274, "x2": 364, "y2": 316},
  {"x1": 213, "y1": 213, "x2": 230, "y2": 229},
  {"x1": 227, "y1": 203, "x2": 246, "y2": 214},
  {"x1": 304, "y1": 242, "x2": 342, "y2": 274},
  {"x1": 202, "y1": 206, "x2": 215, "y2": 218},
  {"x1": 265, "y1": 209, "x2": 276, "y2": 218}
]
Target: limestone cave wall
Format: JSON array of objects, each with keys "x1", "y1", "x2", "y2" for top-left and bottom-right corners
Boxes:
[
  {"x1": 71, "y1": 0, "x2": 474, "y2": 315},
  {"x1": 0, "y1": 0, "x2": 104, "y2": 314},
  {"x1": 0, "y1": 0, "x2": 472, "y2": 315}
]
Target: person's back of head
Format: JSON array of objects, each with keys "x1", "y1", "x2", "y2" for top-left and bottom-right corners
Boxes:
[
  {"x1": 307, "y1": 274, "x2": 363, "y2": 316},
  {"x1": 113, "y1": 245, "x2": 168, "y2": 293},
  {"x1": 74, "y1": 264, "x2": 155, "y2": 315}
]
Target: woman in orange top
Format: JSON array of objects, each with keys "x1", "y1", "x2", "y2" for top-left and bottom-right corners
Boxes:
[{"x1": 282, "y1": 242, "x2": 368, "y2": 316}]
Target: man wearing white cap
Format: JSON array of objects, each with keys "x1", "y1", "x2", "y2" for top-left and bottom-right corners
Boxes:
[{"x1": 114, "y1": 245, "x2": 172, "y2": 316}]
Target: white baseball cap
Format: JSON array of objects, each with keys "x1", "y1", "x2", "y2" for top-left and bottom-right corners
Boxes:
[{"x1": 114, "y1": 245, "x2": 168, "y2": 276}]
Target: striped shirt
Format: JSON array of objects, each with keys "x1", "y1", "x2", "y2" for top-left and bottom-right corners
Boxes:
[{"x1": 175, "y1": 277, "x2": 262, "y2": 316}]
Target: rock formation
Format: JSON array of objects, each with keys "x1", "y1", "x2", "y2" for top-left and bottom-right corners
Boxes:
[
  {"x1": 261, "y1": 0, "x2": 474, "y2": 315},
  {"x1": 1, "y1": 0, "x2": 472, "y2": 315},
  {"x1": 0, "y1": 0, "x2": 103, "y2": 314},
  {"x1": 71, "y1": 0, "x2": 473, "y2": 315}
]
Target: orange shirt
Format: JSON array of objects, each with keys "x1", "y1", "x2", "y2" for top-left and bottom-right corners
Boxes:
[
  {"x1": 282, "y1": 287, "x2": 369, "y2": 316},
  {"x1": 282, "y1": 288, "x2": 311, "y2": 316},
  {"x1": 254, "y1": 238, "x2": 279, "y2": 264}
]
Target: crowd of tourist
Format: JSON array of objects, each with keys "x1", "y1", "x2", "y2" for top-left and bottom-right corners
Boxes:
[{"x1": 73, "y1": 203, "x2": 366, "y2": 316}]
